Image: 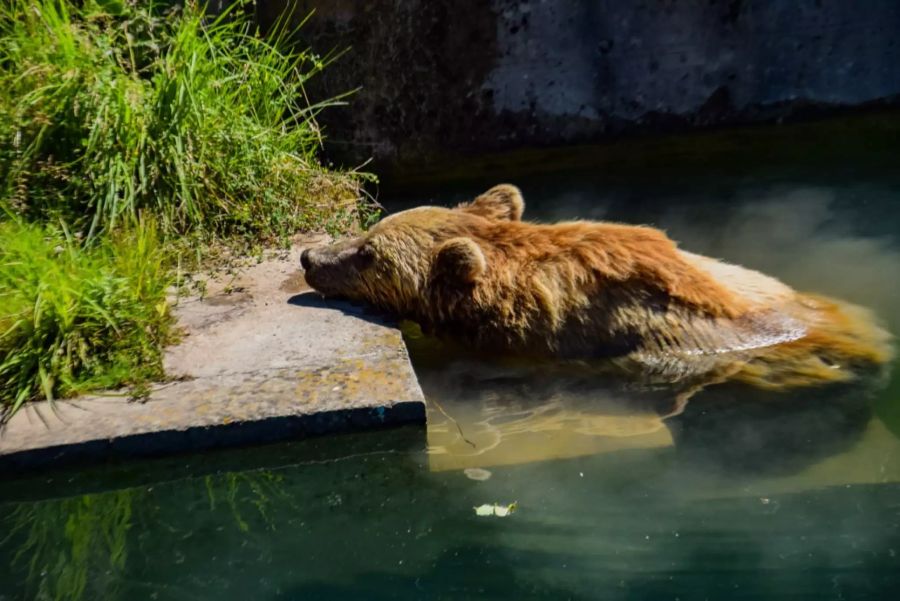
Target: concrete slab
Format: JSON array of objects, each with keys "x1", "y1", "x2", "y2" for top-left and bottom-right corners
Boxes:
[{"x1": 0, "y1": 239, "x2": 426, "y2": 471}]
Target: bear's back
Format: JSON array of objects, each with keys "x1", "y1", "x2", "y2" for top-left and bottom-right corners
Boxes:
[{"x1": 634, "y1": 250, "x2": 895, "y2": 390}]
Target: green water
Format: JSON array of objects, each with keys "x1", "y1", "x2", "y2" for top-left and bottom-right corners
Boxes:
[{"x1": 3, "y1": 123, "x2": 900, "y2": 600}]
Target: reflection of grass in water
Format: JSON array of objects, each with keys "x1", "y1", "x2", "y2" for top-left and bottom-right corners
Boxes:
[
  {"x1": 5, "y1": 490, "x2": 133, "y2": 601},
  {"x1": 205, "y1": 470, "x2": 291, "y2": 533},
  {"x1": 2, "y1": 469, "x2": 292, "y2": 601}
]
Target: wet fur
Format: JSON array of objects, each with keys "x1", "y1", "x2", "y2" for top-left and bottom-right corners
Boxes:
[{"x1": 302, "y1": 185, "x2": 893, "y2": 394}]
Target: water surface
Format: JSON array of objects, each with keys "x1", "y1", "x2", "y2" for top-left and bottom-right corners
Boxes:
[{"x1": 3, "y1": 122, "x2": 900, "y2": 600}]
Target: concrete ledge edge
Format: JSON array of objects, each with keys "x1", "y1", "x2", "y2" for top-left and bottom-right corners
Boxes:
[{"x1": 0, "y1": 400, "x2": 426, "y2": 474}]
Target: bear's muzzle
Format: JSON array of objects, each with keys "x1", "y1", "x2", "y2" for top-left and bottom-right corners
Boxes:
[
  {"x1": 300, "y1": 248, "x2": 312, "y2": 271},
  {"x1": 301, "y1": 239, "x2": 367, "y2": 299}
]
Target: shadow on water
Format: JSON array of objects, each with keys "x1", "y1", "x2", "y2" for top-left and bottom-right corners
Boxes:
[
  {"x1": 273, "y1": 544, "x2": 589, "y2": 601},
  {"x1": 411, "y1": 347, "x2": 879, "y2": 478},
  {"x1": 668, "y1": 378, "x2": 875, "y2": 475}
]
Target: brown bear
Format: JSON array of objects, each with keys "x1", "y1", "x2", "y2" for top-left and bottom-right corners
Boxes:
[{"x1": 301, "y1": 184, "x2": 893, "y2": 411}]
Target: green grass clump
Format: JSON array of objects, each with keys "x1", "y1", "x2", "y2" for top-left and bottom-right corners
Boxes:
[
  {"x1": 0, "y1": 1, "x2": 369, "y2": 420},
  {"x1": 0, "y1": 0, "x2": 363, "y2": 242},
  {"x1": 0, "y1": 220, "x2": 174, "y2": 421}
]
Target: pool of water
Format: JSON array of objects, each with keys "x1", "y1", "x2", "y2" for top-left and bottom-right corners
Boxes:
[{"x1": 3, "y1": 122, "x2": 900, "y2": 600}]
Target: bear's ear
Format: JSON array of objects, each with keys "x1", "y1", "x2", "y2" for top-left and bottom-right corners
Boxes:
[
  {"x1": 456, "y1": 184, "x2": 524, "y2": 221},
  {"x1": 431, "y1": 237, "x2": 486, "y2": 284}
]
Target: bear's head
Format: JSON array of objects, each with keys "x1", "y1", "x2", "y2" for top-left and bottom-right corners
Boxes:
[{"x1": 300, "y1": 184, "x2": 523, "y2": 314}]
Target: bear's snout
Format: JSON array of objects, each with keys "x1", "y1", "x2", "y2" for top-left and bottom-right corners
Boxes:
[
  {"x1": 300, "y1": 248, "x2": 312, "y2": 271},
  {"x1": 300, "y1": 241, "x2": 365, "y2": 299},
  {"x1": 300, "y1": 246, "x2": 329, "y2": 292}
]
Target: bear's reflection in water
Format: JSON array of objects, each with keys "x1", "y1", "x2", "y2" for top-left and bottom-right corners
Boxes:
[{"x1": 409, "y1": 323, "x2": 886, "y2": 477}]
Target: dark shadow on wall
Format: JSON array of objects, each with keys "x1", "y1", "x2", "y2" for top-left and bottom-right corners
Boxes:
[
  {"x1": 255, "y1": 0, "x2": 500, "y2": 166},
  {"x1": 249, "y1": 0, "x2": 900, "y2": 171}
]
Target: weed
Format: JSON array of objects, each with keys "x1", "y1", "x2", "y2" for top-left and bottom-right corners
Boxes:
[
  {"x1": 0, "y1": 219, "x2": 174, "y2": 420},
  {"x1": 0, "y1": 0, "x2": 365, "y2": 243},
  {"x1": 0, "y1": 0, "x2": 370, "y2": 420}
]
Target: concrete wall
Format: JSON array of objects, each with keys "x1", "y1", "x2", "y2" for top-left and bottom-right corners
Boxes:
[{"x1": 254, "y1": 1, "x2": 900, "y2": 168}]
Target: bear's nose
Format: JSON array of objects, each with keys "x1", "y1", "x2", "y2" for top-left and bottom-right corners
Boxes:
[{"x1": 300, "y1": 248, "x2": 312, "y2": 271}]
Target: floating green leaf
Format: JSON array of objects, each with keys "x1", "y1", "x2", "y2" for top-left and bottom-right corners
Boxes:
[{"x1": 473, "y1": 502, "x2": 518, "y2": 517}]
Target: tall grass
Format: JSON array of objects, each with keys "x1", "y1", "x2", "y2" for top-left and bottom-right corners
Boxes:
[
  {"x1": 0, "y1": 220, "x2": 174, "y2": 421},
  {"x1": 0, "y1": 0, "x2": 363, "y2": 242},
  {"x1": 0, "y1": 1, "x2": 368, "y2": 420}
]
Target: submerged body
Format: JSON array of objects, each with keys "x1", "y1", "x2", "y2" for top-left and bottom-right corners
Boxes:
[{"x1": 301, "y1": 185, "x2": 893, "y2": 399}]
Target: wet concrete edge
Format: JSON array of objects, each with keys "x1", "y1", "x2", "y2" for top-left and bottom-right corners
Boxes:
[{"x1": 0, "y1": 401, "x2": 426, "y2": 474}]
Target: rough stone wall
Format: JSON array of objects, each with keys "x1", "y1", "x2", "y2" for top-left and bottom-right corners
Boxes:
[{"x1": 253, "y1": 0, "x2": 900, "y2": 168}]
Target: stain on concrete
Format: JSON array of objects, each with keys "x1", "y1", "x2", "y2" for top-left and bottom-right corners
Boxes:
[
  {"x1": 279, "y1": 270, "x2": 311, "y2": 293},
  {"x1": 204, "y1": 290, "x2": 252, "y2": 306}
]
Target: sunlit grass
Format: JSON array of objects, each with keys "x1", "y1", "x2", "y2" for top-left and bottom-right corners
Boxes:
[
  {"x1": 0, "y1": 219, "x2": 174, "y2": 420},
  {"x1": 0, "y1": 1, "x2": 370, "y2": 420},
  {"x1": 0, "y1": 0, "x2": 365, "y2": 243}
]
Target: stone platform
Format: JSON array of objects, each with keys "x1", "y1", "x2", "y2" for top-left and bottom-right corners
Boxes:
[{"x1": 0, "y1": 239, "x2": 425, "y2": 472}]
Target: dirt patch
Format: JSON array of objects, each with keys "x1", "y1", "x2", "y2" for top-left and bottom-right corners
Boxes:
[{"x1": 280, "y1": 271, "x2": 311, "y2": 294}]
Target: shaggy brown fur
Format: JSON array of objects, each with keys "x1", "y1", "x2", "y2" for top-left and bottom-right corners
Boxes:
[{"x1": 302, "y1": 184, "x2": 893, "y2": 398}]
